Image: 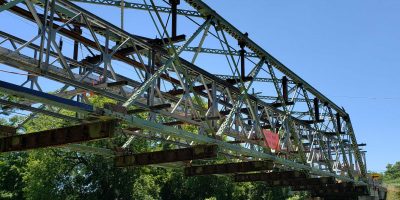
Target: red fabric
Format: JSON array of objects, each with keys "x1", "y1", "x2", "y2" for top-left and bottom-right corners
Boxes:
[{"x1": 263, "y1": 129, "x2": 280, "y2": 150}]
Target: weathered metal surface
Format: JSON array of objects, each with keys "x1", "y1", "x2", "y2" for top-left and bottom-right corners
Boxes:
[
  {"x1": 0, "y1": 119, "x2": 117, "y2": 152},
  {"x1": 115, "y1": 144, "x2": 218, "y2": 167},
  {"x1": 234, "y1": 171, "x2": 309, "y2": 182}
]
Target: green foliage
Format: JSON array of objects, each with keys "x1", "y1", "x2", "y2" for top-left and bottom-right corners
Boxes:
[
  {"x1": 161, "y1": 172, "x2": 235, "y2": 200},
  {"x1": 384, "y1": 161, "x2": 400, "y2": 200},
  {"x1": 21, "y1": 148, "x2": 141, "y2": 200},
  {"x1": 384, "y1": 162, "x2": 400, "y2": 182},
  {"x1": 0, "y1": 153, "x2": 27, "y2": 199},
  {"x1": 132, "y1": 168, "x2": 171, "y2": 200},
  {"x1": 88, "y1": 95, "x2": 116, "y2": 108},
  {"x1": 286, "y1": 192, "x2": 309, "y2": 200}
]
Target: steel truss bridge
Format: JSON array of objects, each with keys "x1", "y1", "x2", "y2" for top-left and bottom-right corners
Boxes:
[{"x1": 0, "y1": 0, "x2": 386, "y2": 199}]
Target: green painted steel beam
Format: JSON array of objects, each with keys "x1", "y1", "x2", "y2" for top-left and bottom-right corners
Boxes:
[
  {"x1": 70, "y1": 0, "x2": 202, "y2": 17},
  {"x1": 175, "y1": 46, "x2": 258, "y2": 57},
  {"x1": 0, "y1": 0, "x2": 24, "y2": 13}
]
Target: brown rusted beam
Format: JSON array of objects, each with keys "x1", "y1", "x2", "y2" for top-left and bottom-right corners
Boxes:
[
  {"x1": 115, "y1": 35, "x2": 185, "y2": 56},
  {"x1": 309, "y1": 183, "x2": 369, "y2": 197},
  {"x1": 167, "y1": 84, "x2": 212, "y2": 96},
  {"x1": 271, "y1": 101, "x2": 294, "y2": 108},
  {"x1": 300, "y1": 119, "x2": 324, "y2": 124},
  {"x1": 292, "y1": 181, "x2": 353, "y2": 191},
  {"x1": 234, "y1": 171, "x2": 309, "y2": 182},
  {"x1": 225, "y1": 76, "x2": 253, "y2": 85},
  {"x1": 265, "y1": 177, "x2": 335, "y2": 187},
  {"x1": 227, "y1": 140, "x2": 244, "y2": 144},
  {"x1": 219, "y1": 107, "x2": 263, "y2": 116},
  {"x1": 0, "y1": 119, "x2": 117, "y2": 152},
  {"x1": 107, "y1": 80, "x2": 128, "y2": 87},
  {"x1": 150, "y1": 34, "x2": 186, "y2": 45},
  {"x1": 311, "y1": 194, "x2": 358, "y2": 200},
  {"x1": 0, "y1": 125, "x2": 16, "y2": 137},
  {"x1": 162, "y1": 121, "x2": 186, "y2": 126},
  {"x1": 114, "y1": 144, "x2": 218, "y2": 167},
  {"x1": 184, "y1": 161, "x2": 274, "y2": 176},
  {"x1": 104, "y1": 103, "x2": 128, "y2": 114},
  {"x1": 260, "y1": 124, "x2": 282, "y2": 129}
]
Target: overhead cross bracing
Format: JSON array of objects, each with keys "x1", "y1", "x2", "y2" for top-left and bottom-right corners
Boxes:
[{"x1": 0, "y1": 0, "x2": 385, "y2": 198}]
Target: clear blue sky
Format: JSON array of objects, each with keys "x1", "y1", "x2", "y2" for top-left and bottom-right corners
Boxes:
[
  {"x1": 203, "y1": 0, "x2": 400, "y2": 172},
  {"x1": 1, "y1": 0, "x2": 399, "y2": 172}
]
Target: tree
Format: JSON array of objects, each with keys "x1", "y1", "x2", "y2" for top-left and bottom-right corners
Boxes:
[
  {"x1": 384, "y1": 161, "x2": 400, "y2": 200},
  {"x1": 385, "y1": 162, "x2": 400, "y2": 181},
  {"x1": 0, "y1": 116, "x2": 27, "y2": 199},
  {"x1": 0, "y1": 152, "x2": 27, "y2": 199}
]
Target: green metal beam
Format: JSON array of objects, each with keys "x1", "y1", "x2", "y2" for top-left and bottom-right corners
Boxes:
[
  {"x1": 185, "y1": 161, "x2": 274, "y2": 176},
  {"x1": 70, "y1": 0, "x2": 202, "y2": 17},
  {"x1": 0, "y1": 0, "x2": 24, "y2": 13},
  {"x1": 175, "y1": 46, "x2": 258, "y2": 57}
]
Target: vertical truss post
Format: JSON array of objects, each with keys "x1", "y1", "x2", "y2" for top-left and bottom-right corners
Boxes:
[
  {"x1": 37, "y1": 0, "x2": 49, "y2": 69},
  {"x1": 103, "y1": 30, "x2": 110, "y2": 82},
  {"x1": 120, "y1": 0, "x2": 124, "y2": 29},
  {"x1": 146, "y1": 48, "x2": 152, "y2": 105},
  {"x1": 313, "y1": 98, "x2": 320, "y2": 121},
  {"x1": 169, "y1": 0, "x2": 180, "y2": 38},
  {"x1": 72, "y1": 26, "x2": 81, "y2": 61},
  {"x1": 43, "y1": 0, "x2": 56, "y2": 71},
  {"x1": 147, "y1": 48, "x2": 156, "y2": 121},
  {"x1": 73, "y1": 25, "x2": 83, "y2": 106},
  {"x1": 239, "y1": 36, "x2": 247, "y2": 80},
  {"x1": 282, "y1": 76, "x2": 288, "y2": 103},
  {"x1": 336, "y1": 113, "x2": 342, "y2": 133},
  {"x1": 211, "y1": 82, "x2": 217, "y2": 129}
]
